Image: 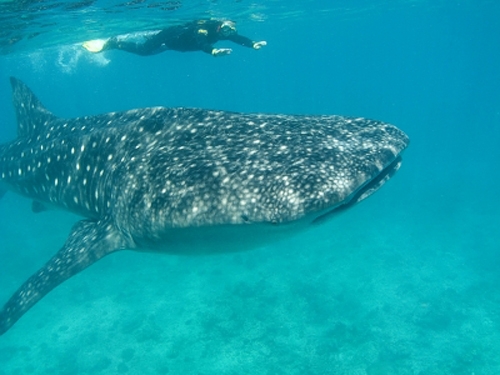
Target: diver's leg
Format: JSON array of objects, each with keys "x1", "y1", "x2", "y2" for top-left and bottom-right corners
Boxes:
[
  {"x1": 83, "y1": 31, "x2": 168, "y2": 55},
  {"x1": 107, "y1": 31, "x2": 168, "y2": 56}
]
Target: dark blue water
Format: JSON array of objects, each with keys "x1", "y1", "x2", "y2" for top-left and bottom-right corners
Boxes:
[{"x1": 1, "y1": 1, "x2": 499, "y2": 374}]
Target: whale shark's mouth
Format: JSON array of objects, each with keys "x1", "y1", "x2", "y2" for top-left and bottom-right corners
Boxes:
[{"x1": 312, "y1": 156, "x2": 403, "y2": 224}]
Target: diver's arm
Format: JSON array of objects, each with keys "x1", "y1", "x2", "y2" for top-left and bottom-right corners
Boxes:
[
  {"x1": 227, "y1": 34, "x2": 267, "y2": 50},
  {"x1": 201, "y1": 43, "x2": 215, "y2": 54},
  {"x1": 227, "y1": 34, "x2": 255, "y2": 48}
]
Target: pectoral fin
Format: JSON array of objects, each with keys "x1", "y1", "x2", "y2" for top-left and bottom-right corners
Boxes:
[{"x1": 0, "y1": 219, "x2": 130, "y2": 335}]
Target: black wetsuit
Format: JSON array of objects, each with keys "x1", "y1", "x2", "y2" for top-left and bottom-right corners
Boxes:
[{"x1": 107, "y1": 20, "x2": 255, "y2": 56}]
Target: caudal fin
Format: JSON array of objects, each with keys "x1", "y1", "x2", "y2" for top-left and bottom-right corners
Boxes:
[{"x1": 10, "y1": 77, "x2": 58, "y2": 139}]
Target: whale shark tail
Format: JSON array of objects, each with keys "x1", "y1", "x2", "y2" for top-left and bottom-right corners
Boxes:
[
  {"x1": 1, "y1": 79, "x2": 130, "y2": 336},
  {"x1": 10, "y1": 77, "x2": 59, "y2": 139}
]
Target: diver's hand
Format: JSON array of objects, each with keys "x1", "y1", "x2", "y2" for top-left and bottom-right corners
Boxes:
[
  {"x1": 212, "y1": 48, "x2": 232, "y2": 57},
  {"x1": 252, "y1": 41, "x2": 267, "y2": 50}
]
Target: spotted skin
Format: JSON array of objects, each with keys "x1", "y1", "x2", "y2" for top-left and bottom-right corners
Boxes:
[{"x1": 0, "y1": 77, "x2": 409, "y2": 335}]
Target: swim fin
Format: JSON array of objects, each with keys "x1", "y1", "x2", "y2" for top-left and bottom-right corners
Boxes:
[{"x1": 82, "y1": 39, "x2": 109, "y2": 53}]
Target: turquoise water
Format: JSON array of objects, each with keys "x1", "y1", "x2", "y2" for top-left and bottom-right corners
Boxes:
[{"x1": 1, "y1": 0, "x2": 499, "y2": 374}]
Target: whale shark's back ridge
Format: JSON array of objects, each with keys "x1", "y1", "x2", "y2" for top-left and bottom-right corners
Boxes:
[{"x1": 0, "y1": 77, "x2": 409, "y2": 335}]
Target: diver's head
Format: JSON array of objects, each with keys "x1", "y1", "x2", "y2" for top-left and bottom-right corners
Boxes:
[{"x1": 219, "y1": 20, "x2": 237, "y2": 37}]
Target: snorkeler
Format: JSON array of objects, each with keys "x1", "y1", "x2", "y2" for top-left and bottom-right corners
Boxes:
[{"x1": 82, "y1": 19, "x2": 267, "y2": 57}]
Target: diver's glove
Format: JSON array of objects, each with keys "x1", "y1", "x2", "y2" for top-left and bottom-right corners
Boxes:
[
  {"x1": 252, "y1": 41, "x2": 267, "y2": 50},
  {"x1": 211, "y1": 48, "x2": 232, "y2": 57}
]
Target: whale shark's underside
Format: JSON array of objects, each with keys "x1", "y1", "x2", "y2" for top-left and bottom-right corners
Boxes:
[{"x1": 0, "y1": 78, "x2": 409, "y2": 335}]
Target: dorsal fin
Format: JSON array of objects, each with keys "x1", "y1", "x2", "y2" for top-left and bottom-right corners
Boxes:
[{"x1": 10, "y1": 77, "x2": 58, "y2": 138}]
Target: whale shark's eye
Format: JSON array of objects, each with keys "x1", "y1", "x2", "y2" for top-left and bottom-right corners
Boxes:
[{"x1": 241, "y1": 214, "x2": 250, "y2": 223}]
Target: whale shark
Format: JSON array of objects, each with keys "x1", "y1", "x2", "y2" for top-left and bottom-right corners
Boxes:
[{"x1": 0, "y1": 77, "x2": 409, "y2": 335}]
